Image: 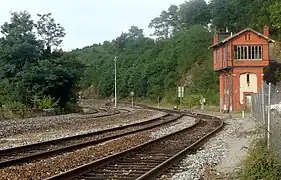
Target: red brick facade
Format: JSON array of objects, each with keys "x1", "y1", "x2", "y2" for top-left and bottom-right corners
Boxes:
[{"x1": 210, "y1": 26, "x2": 275, "y2": 112}]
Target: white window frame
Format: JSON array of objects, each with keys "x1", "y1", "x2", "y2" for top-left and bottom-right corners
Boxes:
[{"x1": 234, "y1": 45, "x2": 263, "y2": 60}]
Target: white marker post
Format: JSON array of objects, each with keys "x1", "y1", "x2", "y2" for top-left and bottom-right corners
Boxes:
[
  {"x1": 130, "y1": 91, "x2": 134, "y2": 107},
  {"x1": 178, "y1": 86, "x2": 184, "y2": 106},
  {"x1": 200, "y1": 96, "x2": 206, "y2": 110}
]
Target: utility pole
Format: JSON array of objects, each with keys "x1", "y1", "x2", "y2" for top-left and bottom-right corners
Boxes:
[{"x1": 114, "y1": 56, "x2": 117, "y2": 107}]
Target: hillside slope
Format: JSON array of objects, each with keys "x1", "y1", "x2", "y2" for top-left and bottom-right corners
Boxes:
[
  {"x1": 71, "y1": 0, "x2": 281, "y2": 106},
  {"x1": 72, "y1": 25, "x2": 219, "y2": 105}
]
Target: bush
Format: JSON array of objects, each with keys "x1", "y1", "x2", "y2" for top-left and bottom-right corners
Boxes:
[
  {"x1": 38, "y1": 96, "x2": 59, "y2": 109},
  {"x1": 204, "y1": 92, "x2": 219, "y2": 105},
  {"x1": 31, "y1": 95, "x2": 40, "y2": 109},
  {"x1": 240, "y1": 139, "x2": 281, "y2": 180},
  {"x1": 4, "y1": 101, "x2": 28, "y2": 118},
  {"x1": 182, "y1": 94, "x2": 202, "y2": 108},
  {"x1": 162, "y1": 94, "x2": 179, "y2": 105}
]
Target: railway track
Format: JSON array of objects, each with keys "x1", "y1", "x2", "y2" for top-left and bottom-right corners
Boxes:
[
  {"x1": 87, "y1": 108, "x2": 130, "y2": 114},
  {"x1": 0, "y1": 108, "x2": 125, "y2": 140},
  {"x1": 44, "y1": 109, "x2": 223, "y2": 180},
  {"x1": 0, "y1": 113, "x2": 181, "y2": 168}
]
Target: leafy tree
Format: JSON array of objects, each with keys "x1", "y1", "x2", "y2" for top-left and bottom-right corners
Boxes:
[
  {"x1": 210, "y1": 0, "x2": 275, "y2": 35},
  {"x1": 35, "y1": 13, "x2": 66, "y2": 52},
  {"x1": 268, "y1": 0, "x2": 281, "y2": 39},
  {"x1": 0, "y1": 11, "x2": 42, "y2": 103},
  {"x1": 75, "y1": 23, "x2": 218, "y2": 105},
  {"x1": 5, "y1": 0, "x2": 280, "y2": 109},
  {"x1": 148, "y1": 5, "x2": 179, "y2": 39},
  {"x1": 0, "y1": 11, "x2": 84, "y2": 110},
  {"x1": 178, "y1": 0, "x2": 211, "y2": 27},
  {"x1": 209, "y1": 0, "x2": 238, "y2": 31}
]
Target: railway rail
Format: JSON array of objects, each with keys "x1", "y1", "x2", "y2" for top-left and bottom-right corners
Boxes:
[
  {"x1": 0, "y1": 108, "x2": 126, "y2": 140},
  {"x1": 0, "y1": 113, "x2": 181, "y2": 168},
  {"x1": 45, "y1": 105, "x2": 223, "y2": 180},
  {"x1": 85, "y1": 108, "x2": 130, "y2": 114}
]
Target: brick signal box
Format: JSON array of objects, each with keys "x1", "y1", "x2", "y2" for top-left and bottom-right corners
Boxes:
[{"x1": 209, "y1": 26, "x2": 275, "y2": 112}]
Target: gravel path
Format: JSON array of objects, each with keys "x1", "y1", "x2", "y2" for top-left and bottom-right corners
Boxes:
[
  {"x1": 159, "y1": 114, "x2": 258, "y2": 180},
  {"x1": 0, "y1": 109, "x2": 165, "y2": 149},
  {"x1": 0, "y1": 115, "x2": 196, "y2": 180}
]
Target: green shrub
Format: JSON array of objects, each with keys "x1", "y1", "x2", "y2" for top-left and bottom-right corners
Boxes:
[
  {"x1": 5, "y1": 101, "x2": 28, "y2": 118},
  {"x1": 205, "y1": 92, "x2": 219, "y2": 105},
  {"x1": 240, "y1": 139, "x2": 281, "y2": 180},
  {"x1": 38, "y1": 96, "x2": 59, "y2": 109},
  {"x1": 182, "y1": 94, "x2": 202, "y2": 108},
  {"x1": 31, "y1": 95, "x2": 40, "y2": 109}
]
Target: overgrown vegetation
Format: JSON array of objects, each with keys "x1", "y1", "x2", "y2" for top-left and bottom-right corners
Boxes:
[
  {"x1": 240, "y1": 139, "x2": 281, "y2": 180},
  {"x1": 0, "y1": 11, "x2": 84, "y2": 116},
  {"x1": 72, "y1": 0, "x2": 281, "y2": 107}
]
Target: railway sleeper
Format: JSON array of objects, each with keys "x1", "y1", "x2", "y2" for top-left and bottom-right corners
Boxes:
[
  {"x1": 115, "y1": 162, "x2": 159, "y2": 166},
  {"x1": 82, "y1": 171, "x2": 146, "y2": 178},
  {"x1": 44, "y1": 108, "x2": 223, "y2": 180}
]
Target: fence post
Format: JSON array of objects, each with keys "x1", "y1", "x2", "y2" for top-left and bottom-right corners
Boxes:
[
  {"x1": 261, "y1": 81, "x2": 266, "y2": 138},
  {"x1": 267, "y1": 82, "x2": 271, "y2": 149}
]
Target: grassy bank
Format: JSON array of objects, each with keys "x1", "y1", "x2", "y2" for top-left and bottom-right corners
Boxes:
[{"x1": 238, "y1": 139, "x2": 281, "y2": 180}]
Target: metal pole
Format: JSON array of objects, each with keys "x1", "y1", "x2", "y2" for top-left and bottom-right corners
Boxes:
[
  {"x1": 114, "y1": 57, "x2": 117, "y2": 107},
  {"x1": 267, "y1": 82, "x2": 271, "y2": 149},
  {"x1": 261, "y1": 81, "x2": 265, "y2": 138},
  {"x1": 131, "y1": 96, "x2": 133, "y2": 107}
]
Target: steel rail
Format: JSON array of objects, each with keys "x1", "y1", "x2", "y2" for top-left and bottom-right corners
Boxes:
[
  {"x1": 136, "y1": 116, "x2": 223, "y2": 179},
  {"x1": 44, "y1": 111, "x2": 223, "y2": 180},
  {"x1": 0, "y1": 113, "x2": 180, "y2": 168}
]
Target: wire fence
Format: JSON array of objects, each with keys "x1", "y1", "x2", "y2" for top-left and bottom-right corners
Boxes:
[{"x1": 252, "y1": 82, "x2": 281, "y2": 159}]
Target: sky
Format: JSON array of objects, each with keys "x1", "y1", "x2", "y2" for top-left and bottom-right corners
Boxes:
[{"x1": 0, "y1": 0, "x2": 187, "y2": 51}]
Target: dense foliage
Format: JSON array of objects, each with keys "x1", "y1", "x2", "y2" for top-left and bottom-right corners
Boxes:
[
  {"x1": 73, "y1": 25, "x2": 217, "y2": 105},
  {"x1": 0, "y1": 11, "x2": 84, "y2": 111},
  {"x1": 74, "y1": 0, "x2": 281, "y2": 106},
  {"x1": 2, "y1": 0, "x2": 281, "y2": 110}
]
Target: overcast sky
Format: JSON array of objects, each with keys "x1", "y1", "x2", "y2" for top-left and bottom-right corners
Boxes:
[{"x1": 0, "y1": 0, "x2": 187, "y2": 51}]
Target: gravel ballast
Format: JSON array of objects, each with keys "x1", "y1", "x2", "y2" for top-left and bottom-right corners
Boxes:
[
  {"x1": 0, "y1": 109, "x2": 166, "y2": 149},
  {"x1": 0, "y1": 115, "x2": 196, "y2": 180},
  {"x1": 159, "y1": 114, "x2": 258, "y2": 180},
  {"x1": 150, "y1": 116, "x2": 197, "y2": 139}
]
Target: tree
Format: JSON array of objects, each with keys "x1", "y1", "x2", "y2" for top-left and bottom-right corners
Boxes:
[
  {"x1": 210, "y1": 0, "x2": 275, "y2": 34},
  {"x1": 268, "y1": 0, "x2": 281, "y2": 39},
  {"x1": 128, "y1": 26, "x2": 144, "y2": 40},
  {"x1": 35, "y1": 13, "x2": 66, "y2": 53},
  {"x1": 0, "y1": 11, "x2": 84, "y2": 109},
  {"x1": 209, "y1": 0, "x2": 237, "y2": 31},
  {"x1": 66, "y1": 0, "x2": 281, "y2": 106},
  {"x1": 178, "y1": 0, "x2": 211, "y2": 27},
  {"x1": 73, "y1": 22, "x2": 219, "y2": 104},
  {"x1": 148, "y1": 5, "x2": 180, "y2": 39},
  {"x1": 0, "y1": 11, "x2": 42, "y2": 93}
]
